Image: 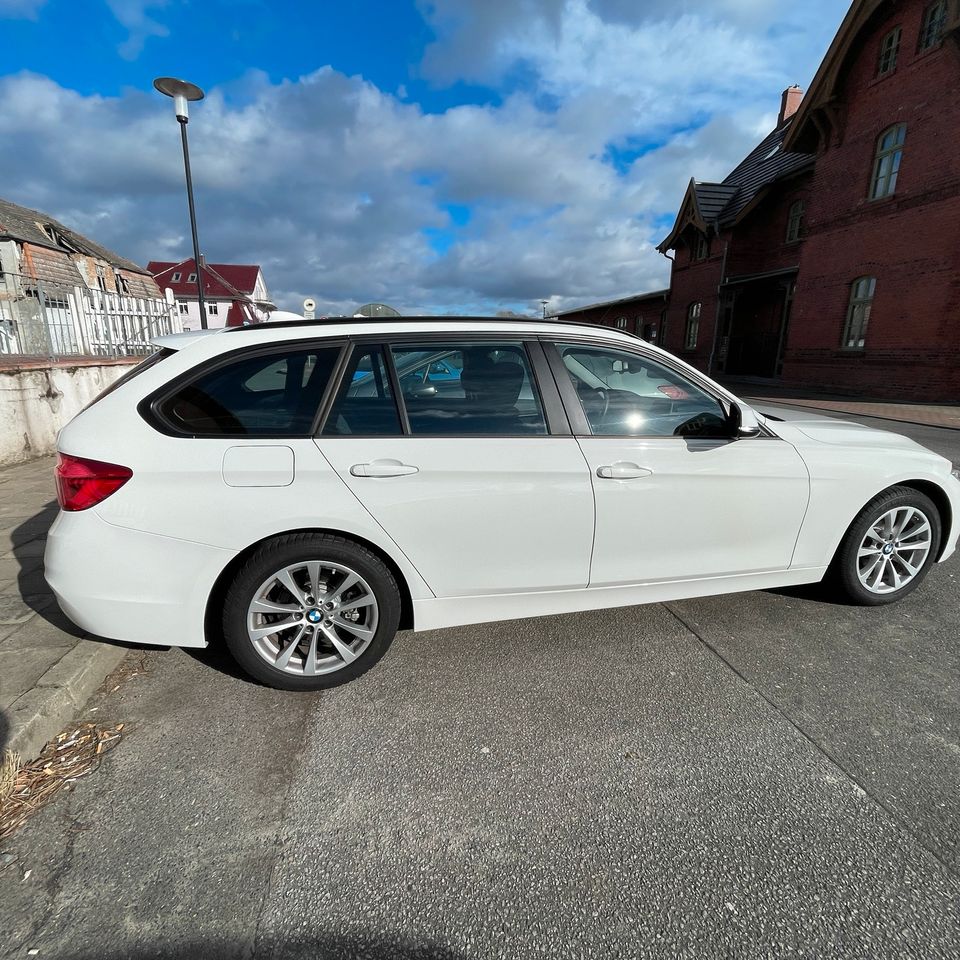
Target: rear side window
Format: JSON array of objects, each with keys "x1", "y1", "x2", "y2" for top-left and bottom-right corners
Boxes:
[
  {"x1": 391, "y1": 341, "x2": 547, "y2": 436},
  {"x1": 85, "y1": 348, "x2": 174, "y2": 411},
  {"x1": 156, "y1": 345, "x2": 341, "y2": 436}
]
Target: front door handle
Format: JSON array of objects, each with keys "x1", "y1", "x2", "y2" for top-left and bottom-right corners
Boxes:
[
  {"x1": 596, "y1": 461, "x2": 653, "y2": 480},
  {"x1": 350, "y1": 459, "x2": 419, "y2": 478}
]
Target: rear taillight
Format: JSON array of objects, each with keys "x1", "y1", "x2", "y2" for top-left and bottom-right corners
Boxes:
[{"x1": 55, "y1": 454, "x2": 132, "y2": 511}]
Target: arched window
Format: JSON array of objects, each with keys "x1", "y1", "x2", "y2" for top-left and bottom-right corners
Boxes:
[
  {"x1": 842, "y1": 277, "x2": 876, "y2": 350},
  {"x1": 786, "y1": 199, "x2": 804, "y2": 242},
  {"x1": 693, "y1": 233, "x2": 709, "y2": 261},
  {"x1": 918, "y1": 1, "x2": 947, "y2": 51},
  {"x1": 870, "y1": 124, "x2": 906, "y2": 199},
  {"x1": 684, "y1": 302, "x2": 701, "y2": 350},
  {"x1": 615, "y1": 316, "x2": 627, "y2": 329}
]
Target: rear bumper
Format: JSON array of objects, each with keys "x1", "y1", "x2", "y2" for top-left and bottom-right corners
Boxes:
[{"x1": 45, "y1": 509, "x2": 234, "y2": 649}]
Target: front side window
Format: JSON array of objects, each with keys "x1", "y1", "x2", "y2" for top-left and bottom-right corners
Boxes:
[
  {"x1": 870, "y1": 124, "x2": 906, "y2": 199},
  {"x1": 554, "y1": 342, "x2": 729, "y2": 438},
  {"x1": 842, "y1": 276, "x2": 876, "y2": 350},
  {"x1": 918, "y1": 1, "x2": 947, "y2": 50},
  {"x1": 786, "y1": 199, "x2": 804, "y2": 242},
  {"x1": 390, "y1": 342, "x2": 546, "y2": 436},
  {"x1": 878, "y1": 26, "x2": 901, "y2": 74},
  {"x1": 157, "y1": 345, "x2": 341, "y2": 435},
  {"x1": 685, "y1": 302, "x2": 701, "y2": 350}
]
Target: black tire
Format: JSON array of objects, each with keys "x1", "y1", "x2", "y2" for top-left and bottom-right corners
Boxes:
[
  {"x1": 832, "y1": 485, "x2": 941, "y2": 606},
  {"x1": 222, "y1": 533, "x2": 401, "y2": 691}
]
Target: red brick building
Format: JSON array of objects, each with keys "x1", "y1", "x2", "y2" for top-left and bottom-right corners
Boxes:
[
  {"x1": 658, "y1": 0, "x2": 960, "y2": 401},
  {"x1": 551, "y1": 289, "x2": 669, "y2": 343}
]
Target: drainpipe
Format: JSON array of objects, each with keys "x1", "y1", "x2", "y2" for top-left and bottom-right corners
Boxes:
[{"x1": 706, "y1": 239, "x2": 730, "y2": 376}]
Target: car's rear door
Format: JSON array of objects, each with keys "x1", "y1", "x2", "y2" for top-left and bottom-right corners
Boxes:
[
  {"x1": 543, "y1": 338, "x2": 810, "y2": 587},
  {"x1": 313, "y1": 336, "x2": 595, "y2": 598}
]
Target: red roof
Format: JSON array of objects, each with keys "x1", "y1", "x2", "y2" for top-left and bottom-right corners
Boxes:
[{"x1": 148, "y1": 259, "x2": 262, "y2": 299}]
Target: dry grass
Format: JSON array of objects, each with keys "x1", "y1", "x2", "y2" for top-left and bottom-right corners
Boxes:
[{"x1": 0, "y1": 723, "x2": 123, "y2": 841}]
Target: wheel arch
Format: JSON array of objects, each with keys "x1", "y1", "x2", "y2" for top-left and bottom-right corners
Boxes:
[
  {"x1": 204, "y1": 527, "x2": 416, "y2": 646},
  {"x1": 898, "y1": 479, "x2": 953, "y2": 561}
]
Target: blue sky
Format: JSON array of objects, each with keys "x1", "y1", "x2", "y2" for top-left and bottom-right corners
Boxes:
[{"x1": 0, "y1": 0, "x2": 846, "y2": 314}]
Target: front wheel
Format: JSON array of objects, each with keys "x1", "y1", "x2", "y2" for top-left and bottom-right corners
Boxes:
[
  {"x1": 832, "y1": 486, "x2": 940, "y2": 606},
  {"x1": 222, "y1": 533, "x2": 401, "y2": 690}
]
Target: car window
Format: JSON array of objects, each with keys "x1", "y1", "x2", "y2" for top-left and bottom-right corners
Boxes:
[
  {"x1": 391, "y1": 342, "x2": 547, "y2": 436},
  {"x1": 554, "y1": 342, "x2": 730, "y2": 438},
  {"x1": 156, "y1": 346, "x2": 341, "y2": 436},
  {"x1": 322, "y1": 344, "x2": 402, "y2": 436}
]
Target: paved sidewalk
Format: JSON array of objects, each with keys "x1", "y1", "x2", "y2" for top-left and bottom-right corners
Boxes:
[
  {"x1": 0, "y1": 456, "x2": 127, "y2": 762},
  {"x1": 720, "y1": 379, "x2": 960, "y2": 429}
]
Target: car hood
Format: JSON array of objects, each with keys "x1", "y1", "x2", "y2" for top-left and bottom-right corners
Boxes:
[{"x1": 769, "y1": 416, "x2": 938, "y2": 457}]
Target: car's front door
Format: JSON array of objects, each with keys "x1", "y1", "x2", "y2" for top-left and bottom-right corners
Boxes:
[
  {"x1": 314, "y1": 339, "x2": 595, "y2": 598},
  {"x1": 545, "y1": 339, "x2": 810, "y2": 587}
]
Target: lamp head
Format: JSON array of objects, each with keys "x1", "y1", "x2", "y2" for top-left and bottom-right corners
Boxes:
[{"x1": 153, "y1": 77, "x2": 205, "y2": 121}]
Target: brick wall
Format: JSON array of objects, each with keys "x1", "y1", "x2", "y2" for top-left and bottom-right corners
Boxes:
[{"x1": 783, "y1": 0, "x2": 960, "y2": 401}]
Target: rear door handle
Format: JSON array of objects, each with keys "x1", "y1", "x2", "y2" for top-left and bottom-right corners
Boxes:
[
  {"x1": 596, "y1": 461, "x2": 653, "y2": 480},
  {"x1": 350, "y1": 459, "x2": 419, "y2": 478}
]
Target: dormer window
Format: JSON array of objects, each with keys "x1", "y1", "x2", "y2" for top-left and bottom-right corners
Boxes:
[
  {"x1": 187, "y1": 273, "x2": 197, "y2": 283},
  {"x1": 172, "y1": 272, "x2": 181, "y2": 282}
]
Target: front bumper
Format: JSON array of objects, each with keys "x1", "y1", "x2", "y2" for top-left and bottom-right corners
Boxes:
[{"x1": 45, "y1": 509, "x2": 234, "y2": 649}]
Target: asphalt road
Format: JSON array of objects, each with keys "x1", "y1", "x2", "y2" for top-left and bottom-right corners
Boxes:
[{"x1": 2, "y1": 407, "x2": 960, "y2": 960}]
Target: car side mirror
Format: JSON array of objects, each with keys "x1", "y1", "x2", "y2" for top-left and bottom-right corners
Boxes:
[
  {"x1": 730, "y1": 402, "x2": 761, "y2": 438},
  {"x1": 407, "y1": 384, "x2": 437, "y2": 400}
]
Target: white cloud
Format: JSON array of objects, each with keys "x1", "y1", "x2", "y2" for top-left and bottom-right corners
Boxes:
[
  {"x1": 0, "y1": 0, "x2": 843, "y2": 315},
  {"x1": 0, "y1": 0, "x2": 47, "y2": 17},
  {"x1": 104, "y1": 0, "x2": 169, "y2": 60}
]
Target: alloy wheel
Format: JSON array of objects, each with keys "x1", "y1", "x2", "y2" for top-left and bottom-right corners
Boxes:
[
  {"x1": 856, "y1": 506, "x2": 933, "y2": 595},
  {"x1": 246, "y1": 561, "x2": 379, "y2": 676}
]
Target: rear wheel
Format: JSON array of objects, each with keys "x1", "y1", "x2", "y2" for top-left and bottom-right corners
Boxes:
[
  {"x1": 222, "y1": 533, "x2": 401, "y2": 690},
  {"x1": 832, "y1": 486, "x2": 940, "y2": 606}
]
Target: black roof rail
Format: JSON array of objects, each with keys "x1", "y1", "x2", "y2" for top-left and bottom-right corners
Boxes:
[{"x1": 224, "y1": 315, "x2": 612, "y2": 334}]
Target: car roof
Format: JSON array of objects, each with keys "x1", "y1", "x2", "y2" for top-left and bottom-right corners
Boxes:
[{"x1": 153, "y1": 316, "x2": 655, "y2": 353}]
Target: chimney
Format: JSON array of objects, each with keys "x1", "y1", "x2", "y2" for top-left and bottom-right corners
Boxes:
[{"x1": 779, "y1": 85, "x2": 803, "y2": 125}]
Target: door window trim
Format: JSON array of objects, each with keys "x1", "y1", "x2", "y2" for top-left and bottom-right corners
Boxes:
[{"x1": 315, "y1": 334, "x2": 570, "y2": 438}]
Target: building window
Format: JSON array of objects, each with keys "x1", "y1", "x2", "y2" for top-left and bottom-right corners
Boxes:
[
  {"x1": 178, "y1": 303, "x2": 189, "y2": 315},
  {"x1": 208, "y1": 303, "x2": 219, "y2": 316},
  {"x1": 684, "y1": 302, "x2": 701, "y2": 350},
  {"x1": 187, "y1": 272, "x2": 197, "y2": 283},
  {"x1": 869, "y1": 124, "x2": 906, "y2": 199},
  {"x1": 918, "y1": 1, "x2": 947, "y2": 50},
  {"x1": 842, "y1": 277, "x2": 876, "y2": 350},
  {"x1": 877, "y1": 26, "x2": 901, "y2": 74},
  {"x1": 615, "y1": 317, "x2": 627, "y2": 329},
  {"x1": 172, "y1": 272, "x2": 181, "y2": 282},
  {"x1": 95, "y1": 265, "x2": 106, "y2": 292},
  {"x1": 693, "y1": 233, "x2": 709, "y2": 261},
  {"x1": 785, "y1": 200, "x2": 804, "y2": 242}
]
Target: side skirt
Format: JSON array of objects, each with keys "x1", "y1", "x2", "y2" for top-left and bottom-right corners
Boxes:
[{"x1": 411, "y1": 566, "x2": 828, "y2": 632}]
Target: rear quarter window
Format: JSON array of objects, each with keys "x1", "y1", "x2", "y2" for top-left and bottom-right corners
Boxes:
[
  {"x1": 84, "y1": 348, "x2": 175, "y2": 411},
  {"x1": 153, "y1": 345, "x2": 342, "y2": 436}
]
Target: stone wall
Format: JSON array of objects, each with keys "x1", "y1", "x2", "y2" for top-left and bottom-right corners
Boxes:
[{"x1": 0, "y1": 358, "x2": 138, "y2": 466}]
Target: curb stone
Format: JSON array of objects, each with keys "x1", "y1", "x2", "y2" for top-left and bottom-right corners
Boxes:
[{"x1": 4, "y1": 640, "x2": 128, "y2": 762}]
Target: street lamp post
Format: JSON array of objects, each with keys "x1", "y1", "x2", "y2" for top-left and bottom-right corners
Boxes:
[
  {"x1": 541, "y1": 300, "x2": 549, "y2": 319},
  {"x1": 153, "y1": 77, "x2": 208, "y2": 330}
]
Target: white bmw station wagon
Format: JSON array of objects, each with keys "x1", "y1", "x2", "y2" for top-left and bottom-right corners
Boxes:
[{"x1": 46, "y1": 318, "x2": 960, "y2": 690}]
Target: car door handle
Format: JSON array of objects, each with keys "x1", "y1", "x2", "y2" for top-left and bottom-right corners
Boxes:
[
  {"x1": 350, "y1": 459, "x2": 419, "y2": 478},
  {"x1": 596, "y1": 462, "x2": 653, "y2": 480}
]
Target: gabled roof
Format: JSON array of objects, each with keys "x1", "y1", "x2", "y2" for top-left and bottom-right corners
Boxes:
[
  {"x1": 148, "y1": 259, "x2": 265, "y2": 299},
  {"x1": 658, "y1": 117, "x2": 813, "y2": 252},
  {"x1": 0, "y1": 196, "x2": 150, "y2": 275}
]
